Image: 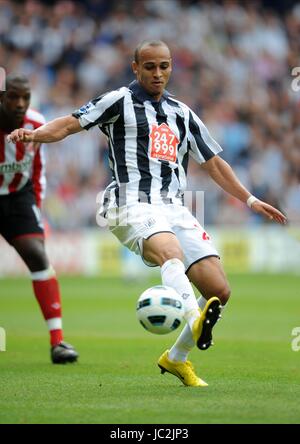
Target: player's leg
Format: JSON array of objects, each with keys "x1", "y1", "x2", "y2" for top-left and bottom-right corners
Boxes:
[
  {"x1": 143, "y1": 232, "x2": 203, "y2": 333},
  {"x1": 188, "y1": 255, "x2": 231, "y2": 306},
  {"x1": 11, "y1": 235, "x2": 49, "y2": 270},
  {"x1": 11, "y1": 236, "x2": 62, "y2": 347},
  {"x1": 143, "y1": 232, "x2": 221, "y2": 387},
  {"x1": 10, "y1": 235, "x2": 78, "y2": 363},
  {"x1": 157, "y1": 209, "x2": 225, "y2": 386},
  {"x1": 109, "y1": 205, "x2": 203, "y2": 333},
  {"x1": 108, "y1": 204, "x2": 214, "y2": 386},
  {"x1": 6, "y1": 181, "x2": 79, "y2": 364},
  {"x1": 169, "y1": 257, "x2": 229, "y2": 362}
]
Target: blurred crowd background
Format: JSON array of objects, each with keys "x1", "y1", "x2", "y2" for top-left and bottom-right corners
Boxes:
[{"x1": 1, "y1": 0, "x2": 300, "y2": 229}]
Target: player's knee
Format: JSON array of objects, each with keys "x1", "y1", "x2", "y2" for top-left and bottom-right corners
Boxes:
[
  {"x1": 159, "y1": 245, "x2": 184, "y2": 265},
  {"x1": 216, "y1": 284, "x2": 231, "y2": 305},
  {"x1": 27, "y1": 251, "x2": 48, "y2": 271},
  {"x1": 15, "y1": 242, "x2": 49, "y2": 271}
]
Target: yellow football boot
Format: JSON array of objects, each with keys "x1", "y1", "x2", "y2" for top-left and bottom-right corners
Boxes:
[
  {"x1": 158, "y1": 350, "x2": 208, "y2": 387},
  {"x1": 192, "y1": 296, "x2": 222, "y2": 350}
]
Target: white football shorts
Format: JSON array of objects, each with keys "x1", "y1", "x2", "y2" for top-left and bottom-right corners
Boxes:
[{"x1": 106, "y1": 203, "x2": 219, "y2": 272}]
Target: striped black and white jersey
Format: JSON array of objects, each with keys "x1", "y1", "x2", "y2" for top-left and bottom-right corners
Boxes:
[{"x1": 72, "y1": 80, "x2": 222, "y2": 213}]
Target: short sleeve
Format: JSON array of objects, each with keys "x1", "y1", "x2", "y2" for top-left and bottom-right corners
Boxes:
[
  {"x1": 72, "y1": 89, "x2": 125, "y2": 130},
  {"x1": 187, "y1": 109, "x2": 222, "y2": 164}
]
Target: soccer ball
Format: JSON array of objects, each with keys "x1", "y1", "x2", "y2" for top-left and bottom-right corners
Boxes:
[{"x1": 136, "y1": 286, "x2": 184, "y2": 335}]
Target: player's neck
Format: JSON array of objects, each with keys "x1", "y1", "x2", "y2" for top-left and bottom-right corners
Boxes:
[
  {"x1": 0, "y1": 107, "x2": 23, "y2": 133},
  {"x1": 147, "y1": 89, "x2": 163, "y2": 102},
  {"x1": 151, "y1": 94, "x2": 162, "y2": 102}
]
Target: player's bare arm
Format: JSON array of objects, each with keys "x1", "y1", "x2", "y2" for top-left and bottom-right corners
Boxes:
[
  {"x1": 202, "y1": 155, "x2": 287, "y2": 225},
  {"x1": 7, "y1": 115, "x2": 82, "y2": 144}
]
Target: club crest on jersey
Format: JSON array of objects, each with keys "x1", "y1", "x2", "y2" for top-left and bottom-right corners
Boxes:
[
  {"x1": 149, "y1": 123, "x2": 179, "y2": 163},
  {"x1": 79, "y1": 103, "x2": 92, "y2": 115}
]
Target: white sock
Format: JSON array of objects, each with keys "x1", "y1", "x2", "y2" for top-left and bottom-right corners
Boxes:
[
  {"x1": 169, "y1": 296, "x2": 226, "y2": 362},
  {"x1": 169, "y1": 322, "x2": 195, "y2": 362},
  {"x1": 161, "y1": 258, "x2": 200, "y2": 331},
  {"x1": 198, "y1": 295, "x2": 207, "y2": 311}
]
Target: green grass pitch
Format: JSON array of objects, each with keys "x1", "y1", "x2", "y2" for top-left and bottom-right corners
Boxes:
[{"x1": 0, "y1": 273, "x2": 299, "y2": 424}]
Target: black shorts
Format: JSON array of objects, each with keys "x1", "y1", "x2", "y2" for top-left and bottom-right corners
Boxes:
[{"x1": 0, "y1": 180, "x2": 44, "y2": 244}]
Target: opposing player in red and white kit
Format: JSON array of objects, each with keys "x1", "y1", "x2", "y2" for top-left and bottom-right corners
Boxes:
[{"x1": 0, "y1": 74, "x2": 78, "y2": 364}]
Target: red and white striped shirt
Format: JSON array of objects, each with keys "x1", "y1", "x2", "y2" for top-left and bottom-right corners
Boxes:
[{"x1": 0, "y1": 108, "x2": 46, "y2": 207}]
